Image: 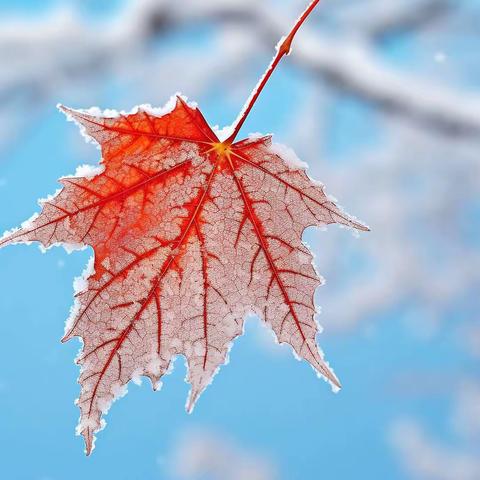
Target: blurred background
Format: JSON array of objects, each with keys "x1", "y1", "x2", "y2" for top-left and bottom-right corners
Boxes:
[{"x1": 0, "y1": 0, "x2": 479, "y2": 478}]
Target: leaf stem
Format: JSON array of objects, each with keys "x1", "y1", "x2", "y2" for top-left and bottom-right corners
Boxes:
[{"x1": 225, "y1": 0, "x2": 322, "y2": 144}]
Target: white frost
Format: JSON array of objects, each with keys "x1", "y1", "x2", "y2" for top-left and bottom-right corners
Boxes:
[
  {"x1": 269, "y1": 141, "x2": 308, "y2": 170},
  {"x1": 58, "y1": 92, "x2": 197, "y2": 146},
  {"x1": 64, "y1": 256, "x2": 94, "y2": 336},
  {"x1": 70, "y1": 164, "x2": 104, "y2": 179}
]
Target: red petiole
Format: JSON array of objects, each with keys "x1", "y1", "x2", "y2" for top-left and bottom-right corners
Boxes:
[{"x1": 226, "y1": 0, "x2": 322, "y2": 144}]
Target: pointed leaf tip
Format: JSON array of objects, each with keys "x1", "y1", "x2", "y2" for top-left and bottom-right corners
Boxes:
[{"x1": 83, "y1": 428, "x2": 93, "y2": 456}]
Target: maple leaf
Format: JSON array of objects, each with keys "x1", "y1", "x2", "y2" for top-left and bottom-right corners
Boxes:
[{"x1": 0, "y1": 0, "x2": 368, "y2": 454}]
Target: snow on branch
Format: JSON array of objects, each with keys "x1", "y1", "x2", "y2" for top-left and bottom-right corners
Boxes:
[
  {"x1": 0, "y1": 0, "x2": 479, "y2": 139},
  {"x1": 293, "y1": 34, "x2": 480, "y2": 137},
  {"x1": 338, "y1": 0, "x2": 453, "y2": 39}
]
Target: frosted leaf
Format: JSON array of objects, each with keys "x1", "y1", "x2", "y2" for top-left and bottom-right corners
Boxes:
[{"x1": 0, "y1": 97, "x2": 367, "y2": 454}]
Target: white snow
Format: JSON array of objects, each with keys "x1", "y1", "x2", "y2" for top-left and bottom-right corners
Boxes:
[
  {"x1": 58, "y1": 93, "x2": 197, "y2": 147},
  {"x1": 269, "y1": 141, "x2": 308, "y2": 170},
  {"x1": 64, "y1": 256, "x2": 94, "y2": 336},
  {"x1": 71, "y1": 164, "x2": 104, "y2": 179}
]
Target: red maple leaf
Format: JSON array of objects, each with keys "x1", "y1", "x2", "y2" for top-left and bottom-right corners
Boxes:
[{"x1": 0, "y1": 0, "x2": 367, "y2": 454}]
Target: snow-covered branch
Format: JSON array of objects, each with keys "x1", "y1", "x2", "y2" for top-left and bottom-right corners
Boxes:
[
  {"x1": 1, "y1": 0, "x2": 479, "y2": 139},
  {"x1": 341, "y1": 0, "x2": 453, "y2": 39}
]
